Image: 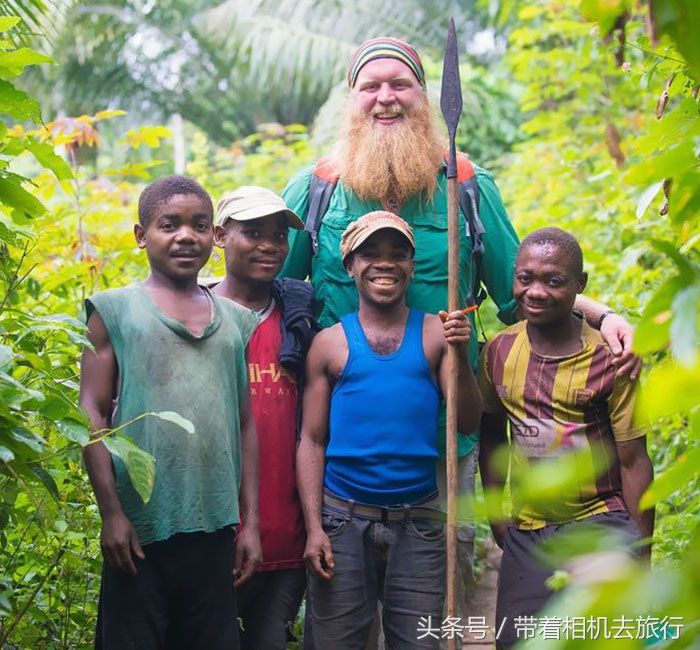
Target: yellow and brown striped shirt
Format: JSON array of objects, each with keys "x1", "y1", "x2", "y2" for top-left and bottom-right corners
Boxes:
[{"x1": 479, "y1": 320, "x2": 643, "y2": 530}]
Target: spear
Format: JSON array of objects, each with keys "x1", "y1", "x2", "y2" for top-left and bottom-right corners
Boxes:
[{"x1": 440, "y1": 17, "x2": 463, "y2": 650}]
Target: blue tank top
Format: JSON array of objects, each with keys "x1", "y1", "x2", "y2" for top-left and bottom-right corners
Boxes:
[{"x1": 325, "y1": 309, "x2": 441, "y2": 505}]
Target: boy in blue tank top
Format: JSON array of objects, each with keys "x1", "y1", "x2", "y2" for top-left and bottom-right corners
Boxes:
[
  {"x1": 298, "y1": 211, "x2": 483, "y2": 649},
  {"x1": 79, "y1": 176, "x2": 260, "y2": 649}
]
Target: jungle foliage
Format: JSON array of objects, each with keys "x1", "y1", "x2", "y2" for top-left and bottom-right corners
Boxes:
[{"x1": 0, "y1": 0, "x2": 698, "y2": 647}]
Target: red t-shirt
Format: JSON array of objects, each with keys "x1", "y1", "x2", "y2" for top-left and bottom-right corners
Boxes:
[{"x1": 245, "y1": 302, "x2": 305, "y2": 570}]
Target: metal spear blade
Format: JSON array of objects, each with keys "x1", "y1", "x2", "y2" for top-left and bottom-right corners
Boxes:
[{"x1": 440, "y1": 17, "x2": 463, "y2": 179}]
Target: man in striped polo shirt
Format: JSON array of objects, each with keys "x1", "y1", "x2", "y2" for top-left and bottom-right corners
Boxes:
[{"x1": 478, "y1": 227, "x2": 654, "y2": 649}]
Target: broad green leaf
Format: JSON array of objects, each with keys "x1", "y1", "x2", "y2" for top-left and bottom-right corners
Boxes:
[
  {"x1": 10, "y1": 427, "x2": 44, "y2": 453},
  {"x1": 640, "y1": 445, "x2": 700, "y2": 509},
  {"x1": 636, "y1": 359, "x2": 700, "y2": 421},
  {"x1": 152, "y1": 411, "x2": 195, "y2": 435},
  {"x1": 0, "y1": 17, "x2": 20, "y2": 32},
  {"x1": 0, "y1": 176, "x2": 45, "y2": 219},
  {"x1": 102, "y1": 435, "x2": 155, "y2": 504},
  {"x1": 670, "y1": 284, "x2": 700, "y2": 366},
  {"x1": 649, "y1": 239, "x2": 695, "y2": 283},
  {"x1": 55, "y1": 418, "x2": 89, "y2": 446},
  {"x1": 0, "y1": 79, "x2": 40, "y2": 122},
  {"x1": 580, "y1": 0, "x2": 630, "y2": 34},
  {"x1": 0, "y1": 344, "x2": 13, "y2": 369},
  {"x1": 690, "y1": 406, "x2": 700, "y2": 440},
  {"x1": 38, "y1": 396, "x2": 70, "y2": 420},
  {"x1": 0, "y1": 48, "x2": 54, "y2": 78},
  {"x1": 0, "y1": 220, "x2": 20, "y2": 245},
  {"x1": 122, "y1": 126, "x2": 173, "y2": 149},
  {"x1": 30, "y1": 464, "x2": 60, "y2": 501},
  {"x1": 636, "y1": 181, "x2": 664, "y2": 219},
  {"x1": 103, "y1": 160, "x2": 164, "y2": 179},
  {"x1": 0, "y1": 445, "x2": 14, "y2": 462},
  {"x1": 25, "y1": 140, "x2": 73, "y2": 181},
  {"x1": 652, "y1": 0, "x2": 700, "y2": 83},
  {"x1": 635, "y1": 271, "x2": 685, "y2": 353},
  {"x1": 93, "y1": 109, "x2": 127, "y2": 121}
]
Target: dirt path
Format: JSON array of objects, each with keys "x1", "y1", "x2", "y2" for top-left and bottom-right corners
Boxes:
[{"x1": 462, "y1": 539, "x2": 502, "y2": 649}]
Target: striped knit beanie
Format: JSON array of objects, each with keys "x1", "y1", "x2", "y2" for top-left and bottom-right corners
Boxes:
[{"x1": 347, "y1": 37, "x2": 426, "y2": 89}]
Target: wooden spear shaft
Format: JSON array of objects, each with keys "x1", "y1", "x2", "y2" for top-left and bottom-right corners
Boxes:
[
  {"x1": 446, "y1": 173, "x2": 460, "y2": 650},
  {"x1": 440, "y1": 18, "x2": 463, "y2": 650}
]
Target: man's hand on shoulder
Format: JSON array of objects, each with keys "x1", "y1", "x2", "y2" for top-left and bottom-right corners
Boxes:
[
  {"x1": 599, "y1": 313, "x2": 642, "y2": 380},
  {"x1": 101, "y1": 511, "x2": 144, "y2": 575}
]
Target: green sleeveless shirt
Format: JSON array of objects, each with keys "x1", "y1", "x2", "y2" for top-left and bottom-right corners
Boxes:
[{"x1": 86, "y1": 284, "x2": 258, "y2": 545}]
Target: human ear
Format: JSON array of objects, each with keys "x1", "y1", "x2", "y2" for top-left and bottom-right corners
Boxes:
[
  {"x1": 578, "y1": 272, "x2": 588, "y2": 294},
  {"x1": 133, "y1": 223, "x2": 146, "y2": 249},
  {"x1": 213, "y1": 224, "x2": 228, "y2": 248}
]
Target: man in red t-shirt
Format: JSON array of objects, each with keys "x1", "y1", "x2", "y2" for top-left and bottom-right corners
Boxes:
[{"x1": 212, "y1": 186, "x2": 318, "y2": 649}]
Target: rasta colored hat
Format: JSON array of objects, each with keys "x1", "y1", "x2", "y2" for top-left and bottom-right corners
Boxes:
[
  {"x1": 340, "y1": 211, "x2": 415, "y2": 263},
  {"x1": 347, "y1": 37, "x2": 426, "y2": 89},
  {"x1": 216, "y1": 186, "x2": 304, "y2": 230}
]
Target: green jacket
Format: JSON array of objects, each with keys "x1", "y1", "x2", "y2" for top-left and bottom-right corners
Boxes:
[{"x1": 281, "y1": 162, "x2": 520, "y2": 456}]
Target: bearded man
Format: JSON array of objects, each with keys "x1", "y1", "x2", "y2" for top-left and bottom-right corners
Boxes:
[{"x1": 281, "y1": 36, "x2": 639, "y2": 626}]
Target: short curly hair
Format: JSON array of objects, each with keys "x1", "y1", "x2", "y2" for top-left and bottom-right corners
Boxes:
[
  {"x1": 138, "y1": 176, "x2": 213, "y2": 226},
  {"x1": 519, "y1": 227, "x2": 583, "y2": 276}
]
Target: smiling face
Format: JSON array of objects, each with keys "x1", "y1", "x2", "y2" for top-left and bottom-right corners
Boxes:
[
  {"x1": 347, "y1": 228, "x2": 414, "y2": 309},
  {"x1": 134, "y1": 193, "x2": 213, "y2": 283},
  {"x1": 351, "y1": 58, "x2": 424, "y2": 127},
  {"x1": 514, "y1": 242, "x2": 587, "y2": 328},
  {"x1": 214, "y1": 212, "x2": 289, "y2": 285}
]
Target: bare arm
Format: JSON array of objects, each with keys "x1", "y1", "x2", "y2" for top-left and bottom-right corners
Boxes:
[
  {"x1": 616, "y1": 436, "x2": 654, "y2": 561},
  {"x1": 574, "y1": 295, "x2": 641, "y2": 379},
  {"x1": 80, "y1": 310, "x2": 144, "y2": 574},
  {"x1": 297, "y1": 329, "x2": 336, "y2": 579},
  {"x1": 234, "y1": 391, "x2": 261, "y2": 586},
  {"x1": 436, "y1": 311, "x2": 483, "y2": 434},
  {"x1": 478, "y1": 411, "x2": 511, "y2": 549}
]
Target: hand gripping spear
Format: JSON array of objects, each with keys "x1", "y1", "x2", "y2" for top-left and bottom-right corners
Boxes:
[{"x1": 440, "y1": 18, "x2": 463, "y2": 650}]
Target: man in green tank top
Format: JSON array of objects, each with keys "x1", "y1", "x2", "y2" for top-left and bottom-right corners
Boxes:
[{"x1": 79, "y1": 176, "x2": 260, "y2": 649}]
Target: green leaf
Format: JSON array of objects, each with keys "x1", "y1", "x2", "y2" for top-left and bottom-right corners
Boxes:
[
  {"x1": 0, "y1": 175, "x2": 45, "y2": 219},
  {"x1": 649, "y1": 239, "x2": 695, "y2": 283},
  {"x1": 580, "y1": 0, "x2": 630, "y2": 34},
  {"x1": 670, "y1": 284, "x2": 700, "y2": 366},
  {"x1": 636, "y1": 181, "x2": 664, "y2": 219},
  {"x1": 102, "y1": 435, "x2": 155, "y2": 504},
  {"x1": 152, "y1": 411, "x2": 195, "y2": 435},
  {"x1": 690, "y1": 406, "x2": 700, "y2": 440},
  {"x1": 53, "y1": 519, "x2": 68, "y2": 533},
  {"x1": 25, "y1": 140, "x2": 73, "y2": 181},
  {"x1": 30, "y1": 464, "x2": 59, "y2": 501},
  {"x1": 652, "y1": 0, "x2": 700, "y2": 83},
  {"x1": 102, "y1": 160, "x2": 164, "y2": 180},
  {"x1": 0, "y1": 344, "x2": 13, "y2": 370},
  {"x1": 634, "y1": 274, "x2": 689, "y2": 355},
  {"x1": 640, "y1": 445, "x2": 700, "y2": 509},
  {"x1": 0, "y1": 48, "x2": 54, "y2": 78},
  {"x1": 0, "y1": 79, "x2": 41, "y2": 122},
  {"x1": 0, "y1": 445, "x2": 14, "y2": 463},
  {"x1": 55, "y1": 419, "x2": 89, "y2": 446},
  {"x1": 636, "y1": 359, "x2": 700, "y2": 421},
  {"x1": 0, "y1": 17, "x2": 21, "y2": 32}
]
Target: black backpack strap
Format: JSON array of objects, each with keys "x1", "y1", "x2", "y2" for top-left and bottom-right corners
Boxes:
[
  {"x1": 457, "y1": 175, "x2": 487, "y2": 306},
  {"x1": 304, "y1": 158, "x2": 339, "y2": 255}
]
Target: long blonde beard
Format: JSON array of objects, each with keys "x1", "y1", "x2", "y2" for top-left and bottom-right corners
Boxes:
[{"x1": 331, "y1": 95, "x2": 446, "y2": 206}]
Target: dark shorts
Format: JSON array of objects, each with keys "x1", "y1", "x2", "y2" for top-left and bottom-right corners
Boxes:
[
  {"x1": 236, "y1": 568, "x2": 306, "y2": 650},
  {"x1": 96, "y1": 528, "x2": 238, "y2": 650},
  {"x1": 495, "y1": 511, "x2": 642, "y2": 649}
]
